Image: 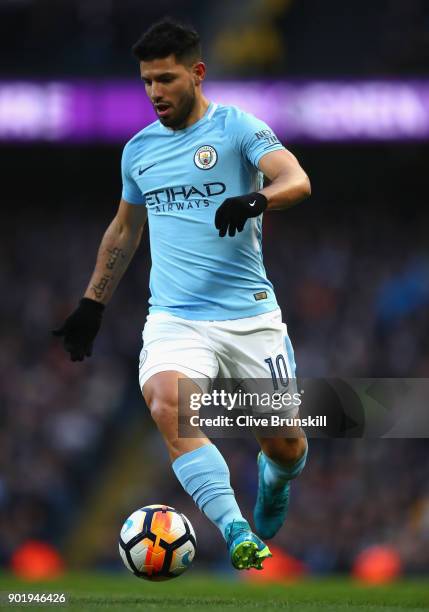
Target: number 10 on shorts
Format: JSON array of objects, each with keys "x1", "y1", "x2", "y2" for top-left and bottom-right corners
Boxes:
[{"x1": 264, "y1": 354, "x2": 289, "y2": 391}]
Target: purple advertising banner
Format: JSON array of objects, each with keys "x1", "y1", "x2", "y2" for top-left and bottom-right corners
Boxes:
[{"x1": 1, "y1": 80, "x2": 429, "y2": 143}]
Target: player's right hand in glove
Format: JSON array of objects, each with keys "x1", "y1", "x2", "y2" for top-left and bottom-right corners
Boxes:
[{"x1": 52, "y1": 297, "x2": 105, "y2": 361}]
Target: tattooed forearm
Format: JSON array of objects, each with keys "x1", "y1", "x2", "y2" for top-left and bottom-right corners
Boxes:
[
  {"x1": 106, "y1": 247, "x2": 125, "y2": 271},
  {"x1": 84, "y1": 212, "x2": 145, "y2": 304},
  {"x1": 90, "y1": 248, "x2": 125, "y2": 299},
  {"x1": 91, "y1": 274, "x2": 112, "y2": 300}
]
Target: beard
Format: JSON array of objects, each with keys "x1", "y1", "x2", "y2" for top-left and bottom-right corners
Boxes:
[{"x1": 158, "y1": 85, "x2": 196, "y2": 129}]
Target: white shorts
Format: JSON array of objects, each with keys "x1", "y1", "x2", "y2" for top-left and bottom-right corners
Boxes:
[{"x1": 138, "y1": 308, "x2": 297, "y2": 405}]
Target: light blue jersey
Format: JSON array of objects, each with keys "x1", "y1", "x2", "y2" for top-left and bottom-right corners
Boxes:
[{"x1": 121, "y1": 102, "x2": 285, "y2": 320}]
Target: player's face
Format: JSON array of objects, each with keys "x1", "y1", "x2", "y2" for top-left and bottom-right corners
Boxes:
[{"x1": 140, "y1": 55, "x2": 198, "y2": 129}]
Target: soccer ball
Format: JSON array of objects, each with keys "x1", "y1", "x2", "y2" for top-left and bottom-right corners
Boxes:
[{"x1": 119, "y1": 504, "x2": 196, "y2": 580}]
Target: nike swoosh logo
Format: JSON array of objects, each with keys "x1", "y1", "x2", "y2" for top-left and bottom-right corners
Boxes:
[
  {"x1": 249, "y1": 200, "x2": 256, "y2": 207},
  {"x1": 139, "y1": 163, "x2": 158, "y2": 175}
]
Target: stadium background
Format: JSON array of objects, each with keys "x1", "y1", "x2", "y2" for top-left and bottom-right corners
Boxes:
[{"x1": 1, "y1": 0, "x2": 428, "y2": 581}]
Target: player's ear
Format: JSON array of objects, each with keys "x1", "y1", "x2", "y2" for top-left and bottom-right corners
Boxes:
[{"x1": 192, "y1": 61, "x2": 206, "y2": 85}]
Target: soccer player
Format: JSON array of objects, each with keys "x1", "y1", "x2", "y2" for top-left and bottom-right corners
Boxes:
[{"x1": 53, "y1": 19, "x2": 311, "y2": 570}]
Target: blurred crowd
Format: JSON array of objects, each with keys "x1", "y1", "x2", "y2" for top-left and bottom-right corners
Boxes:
[
  {"x1": 0, "y1": 207, "x2": 148, "y2": 566},
  {"x1": 1, "y1": 159, "x2": 428, "y2": 571},
  {"x1": 266, "y1": 213, "x2": 429, "y2": 378},
  {"x1": 2, "y1": 0, "x2": 429, "y2": 77}
]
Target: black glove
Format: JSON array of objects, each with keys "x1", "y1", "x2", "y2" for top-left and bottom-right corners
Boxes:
[
  {"x1": 215, "y1": 192, "x2": 267, "y2": 237},
  {"x1": 52, "y1": 298, "x2": 105, "y2": 362}
]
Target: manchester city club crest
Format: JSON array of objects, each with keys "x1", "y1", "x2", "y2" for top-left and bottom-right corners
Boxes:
[{"x1": 194, "y1": 145, "x2": 218, "y2": 170}]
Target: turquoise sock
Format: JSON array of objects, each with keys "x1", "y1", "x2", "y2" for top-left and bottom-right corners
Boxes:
[
  {"x1": 172, "y1": 444, "x2": 245, "y2": 539},
  {"x1": 263, "y1": 443, "x2": 308, "y2": 489}
]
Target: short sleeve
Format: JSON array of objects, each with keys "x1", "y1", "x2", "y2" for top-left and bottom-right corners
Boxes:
[
  {"x1": 121, "y1": 141, "x2": 145, "y2": 205},
  {"x1": 227, "y1": 108, "x2": 285, "y2": 169}
]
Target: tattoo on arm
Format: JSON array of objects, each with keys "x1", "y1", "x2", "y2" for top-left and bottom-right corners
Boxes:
[
  {"x1": 91, "y1": 275, "x2": 112, "y2": 300},
  {"x1": 106, "y1": 247, "x2": 125, "y2": 270},
  {"x1": 89, "y1": 246, "x2": 127, "y2": 300}
]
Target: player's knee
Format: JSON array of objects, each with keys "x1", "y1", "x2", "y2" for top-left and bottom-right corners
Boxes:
[
  {"x1": 147, "y1": 396, "x2": 178, "y2": 431},
  {"x1": 262, "y1": 436, "x2": 307, "y2": 464}
]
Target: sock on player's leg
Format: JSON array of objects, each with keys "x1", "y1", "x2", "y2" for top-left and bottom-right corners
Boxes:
[
  {"x1": 172, "y1": 444, "x2": 245, "y2": 539},
  {"x1": 262, "y1": 442, "x2": 308, "y2": 489}
]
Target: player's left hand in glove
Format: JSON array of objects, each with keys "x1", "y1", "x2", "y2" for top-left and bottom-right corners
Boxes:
[
  {"x1": 215, "y1": 192, "x2": 267, "y2": 237},
  {"x1": 52, "y1": 297, "x2": 105, "y2": 361}
]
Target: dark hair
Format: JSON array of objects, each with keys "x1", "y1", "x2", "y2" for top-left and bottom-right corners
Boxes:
[{"x1": 132, "y1": 18, "x2": 201, "y2": 65}]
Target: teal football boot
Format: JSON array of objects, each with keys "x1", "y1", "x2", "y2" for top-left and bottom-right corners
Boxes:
[{"x1": 225, "y1": 519, "x2": 272, "y2": 570}]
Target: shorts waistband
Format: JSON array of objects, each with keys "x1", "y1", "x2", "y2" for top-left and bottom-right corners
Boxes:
[{"x1": 146, "y1": 307, "x2": 281, "y2": 325}]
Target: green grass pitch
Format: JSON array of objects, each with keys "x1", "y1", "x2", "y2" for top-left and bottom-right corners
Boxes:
[{"x1": 0, "y1": 573, "x2": 427, "y2": 611}]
